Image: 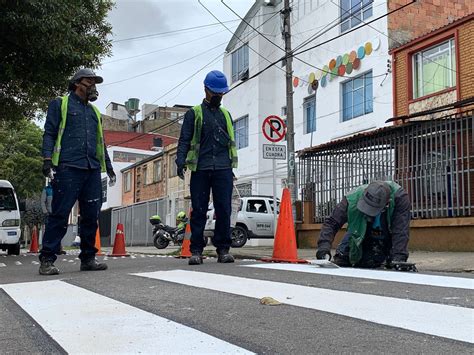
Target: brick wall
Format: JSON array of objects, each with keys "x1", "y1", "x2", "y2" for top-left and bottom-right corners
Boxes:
[
  {"x1": 388, "y1": 0, "x2": 474, "y2": 50},
  {"x1": 392, "y1": 16, "x2": 474, "y2": 117},
  {"x1": 458, "y1": 19, "x2": 474, "y2": 100}
]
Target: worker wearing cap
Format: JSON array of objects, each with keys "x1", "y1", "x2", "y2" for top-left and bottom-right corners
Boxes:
[
  {"x1": 39, "y1": 68, "x2": 115, "y2": 275},
  {"x1": 176, "y1": 70, "x2": 238, "y2": 265},
  {"x1": 316, "y1": 181, "x2": 411, "y2": 268}
]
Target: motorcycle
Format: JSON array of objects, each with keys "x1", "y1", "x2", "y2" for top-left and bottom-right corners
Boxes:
[{"x1": 150, "y1": 215, "x2": 187, "y2": 249}]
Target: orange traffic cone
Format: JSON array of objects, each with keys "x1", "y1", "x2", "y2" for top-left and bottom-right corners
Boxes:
[
  {"x1": 94, "y1": 226, "x2": 104, "y2": 256},
  {"x1": 261, "y1": 188, "x2": 307, "y2": 264},
  {"x1": 108, "y1": 223, "x2": 130, "y2": 257},
  {"x1": 28, "y1": 225, "x2": 39, "y2": 253},
  {"x1": 175, "y1": 211, "x2": 192, "y2": 259}
]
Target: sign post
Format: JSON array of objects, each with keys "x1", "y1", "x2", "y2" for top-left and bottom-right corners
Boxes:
[{"x1": 262, "y1": 115, "x2": 287, "y2": 235}]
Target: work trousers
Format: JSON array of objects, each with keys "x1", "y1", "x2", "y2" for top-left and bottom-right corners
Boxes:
[
  {"x1": 39, "y1": 166, "x2": 101, "y2": 263},
  {"x1": 189, "y1": 169, "x2": 233, "y2": 254}
]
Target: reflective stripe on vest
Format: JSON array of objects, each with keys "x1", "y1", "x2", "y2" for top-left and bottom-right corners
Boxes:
[
  {"x1": 185, "y1": 104, "x2": 238, "y2": 172},
  {"x1": 51, "y1": 95, "x2": 106, "y2": 172}
]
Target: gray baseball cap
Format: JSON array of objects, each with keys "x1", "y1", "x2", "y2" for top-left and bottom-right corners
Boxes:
[{"x1": 357, "y1": 181, "x2": 391, "y2": 217}]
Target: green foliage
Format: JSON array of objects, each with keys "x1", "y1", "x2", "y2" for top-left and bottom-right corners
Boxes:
[
  {"x1": 0, "y1": 0, "x2": 114, "y2": 122},
  {"x1": 0, "y1": 119, "x2": 44, "y2": 198}
]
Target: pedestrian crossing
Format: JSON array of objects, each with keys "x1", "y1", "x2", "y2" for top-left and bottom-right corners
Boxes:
[
  {"x1": 0, "y1": 280, "x2": 253, "y2": 354},
  {"x1": 135, "y1": 270, "x2": 474, "y2": 344},
  {"x1": 1, "y1": 262, "x2": 473, "y2": 353}
]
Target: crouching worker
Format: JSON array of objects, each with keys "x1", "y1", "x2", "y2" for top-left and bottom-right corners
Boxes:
[{"x1": 316, "y1": 181, "x2": 411, "y2": 268}]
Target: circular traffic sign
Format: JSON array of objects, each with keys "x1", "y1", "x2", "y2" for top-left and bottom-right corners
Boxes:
[{"x1": 262, "y1": 115, "x2": 286, "y2": 143}]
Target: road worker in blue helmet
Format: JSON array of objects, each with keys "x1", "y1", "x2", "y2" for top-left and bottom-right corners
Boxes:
[{"x1": 175, "y1": 70, "x2": 238, "y2": 265}]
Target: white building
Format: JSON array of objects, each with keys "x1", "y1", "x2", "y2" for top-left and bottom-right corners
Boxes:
[
  {"x1": 106, "y1": 102, "x2": 130, "y2": 120},
  {"x1": 101, "y1": 146, "x2": 158, "y2": 210},
  {"x1": 223, "y1": 0, "x2": 393, "y2": 198}
]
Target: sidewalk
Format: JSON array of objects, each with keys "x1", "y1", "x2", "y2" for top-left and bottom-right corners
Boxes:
[{"x1": 100, "y1": 245, "x2": 474, "y2": 274}]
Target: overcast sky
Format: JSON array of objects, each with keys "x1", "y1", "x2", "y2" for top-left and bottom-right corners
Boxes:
[{"x1": 95, "y1": 0, "x2": 255, "y2": 115}]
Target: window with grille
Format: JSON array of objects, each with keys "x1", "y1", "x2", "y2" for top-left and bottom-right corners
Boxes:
[{"x1": 340, "y1": 0, "x2": 373, "y2": 33}]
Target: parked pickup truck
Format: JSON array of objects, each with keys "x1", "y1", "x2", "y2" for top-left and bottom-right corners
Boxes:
[{"x1": 204, "y1": 196, "x2": 280, "y2": 248}]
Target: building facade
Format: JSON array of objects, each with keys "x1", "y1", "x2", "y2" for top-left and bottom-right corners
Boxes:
[
  {"x1": 133, "y1": 104, "x2": 191, "y2": 137},
  {"x1": 121, "y1": 143, "x2": 191, "y2": 225},
  {"x1": 223, "y1": 0, "x2": 393, "y2": 198},
  {"x1": 391, "y1": 13, "x2": 474, "y2": 117}
]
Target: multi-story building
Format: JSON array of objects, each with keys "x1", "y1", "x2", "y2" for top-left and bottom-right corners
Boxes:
[
  {"x1": 120, "y1": 143, "x2": 190, "y2": 225},
  {"x1": 133, "y1": 104, "x2": 191, "y2": 137},
  {"x1": 223, "y1": 0, "x2": 394, "y2": 198}
]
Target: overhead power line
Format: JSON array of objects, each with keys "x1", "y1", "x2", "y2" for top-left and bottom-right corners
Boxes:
[{"x1": 111, "y1": 11, "x2": 279, "y2": 43}]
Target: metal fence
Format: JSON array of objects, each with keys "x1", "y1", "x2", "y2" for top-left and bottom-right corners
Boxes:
[
  {"x1": 298, "y1": 111, "x2": 474, "y2": 223},
  {"x1": 111, "y1": 198, "x2": 168, "y2": 246}
]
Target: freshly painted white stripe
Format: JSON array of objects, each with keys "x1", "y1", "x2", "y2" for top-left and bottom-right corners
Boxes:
[
  {"x1": 135, "y1": 270, "x2": 474, "y2": 344},
  {"x1": 0, "y1": 280, "x2": 253, "y2": 354},
  {"x1": 243, "y1": 263, "x2": 474, "y2": 290}
]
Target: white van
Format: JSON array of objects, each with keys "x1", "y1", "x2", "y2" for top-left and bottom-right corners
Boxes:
[{"x1": 0, "y1": 180, "x2": 21, "y2": 255}]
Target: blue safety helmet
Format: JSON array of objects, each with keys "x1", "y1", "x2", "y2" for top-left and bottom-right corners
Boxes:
[{"x1": 204, "y1": 70, "x2": 229, "y2": 94}]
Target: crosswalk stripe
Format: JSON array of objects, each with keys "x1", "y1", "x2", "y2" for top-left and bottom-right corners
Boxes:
[
  {"x1": 242, "y1": 263, "x2": 474, "y2": 290},
  {"x1": 134, "y1": 270, "x2": 474, "y2": 344},
  {"x1": 0, "y1": 280, "x2": 253, "y2": 354}
]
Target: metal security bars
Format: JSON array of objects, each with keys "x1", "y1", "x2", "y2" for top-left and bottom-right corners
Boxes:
[{"x1": 298, "y1": 111, "x2": 474, "y2": 223}]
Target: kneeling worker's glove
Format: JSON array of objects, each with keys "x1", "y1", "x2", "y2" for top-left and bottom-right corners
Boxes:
[
  {"x1": 177, "y1": 165, "x2": 186, "y2": 180},
  {"x1": 107, "y1": 169, "x2": 116, "y2": 187},
  {"x1": 316, "y1": 249, "x2": 331, "y2": 260}
]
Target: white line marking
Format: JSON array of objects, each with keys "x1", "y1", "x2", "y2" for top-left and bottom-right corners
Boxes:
[
  {"x1": 0, "y1": 280, "x2": 253, "y2": 354},
  {"x1": 243, "y1": 263, "x2": 474, "y2": 290},
  {"x1": 14, "y1": 261, "x2": 22, "y2": 265},
  {"x1": 134, "y1": 270, "x2": 474, "y2": 344},
  {"x1": 0, "y1": 263, "x2": 6, "y2": 267}
]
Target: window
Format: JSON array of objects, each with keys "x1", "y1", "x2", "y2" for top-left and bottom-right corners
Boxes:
[
  {"x1": 170, "y1": 112, "x2": 179, "y2": 119},
  {"x1": 234, "y1": 115, "x2": 249, "y2": 149},
  {"x1": 281, "y1": 106, "x2": 287, "y2": 116},
  {"x1": 0, "y1": 188, "x2": 17, "y2": 210},
  {"x1": 113, "y1": 151, "x2": 151, "y2": 163},
  {"x1": 303, "y1": 95, "x2": 316, "y2": 134},
  {"x1": 153, "y1": 160, "x2": 162, "y2": 182},
  {"x1": 101, "y1": 178, "x2": 107, "y2": 203},
  {"x1": 112, "y1": 103, "x2": 118, "y2": 111},
  {"x1": 169, "y1": 154, "x2": 177, "y2": 177},
  {"x1": 142, "y1": 166, "x2": 148, "y2": 185},
  {"x1": 231, "y1": 44, "x2": 249, "y2": 83},
  {"x1": 246, "y1": 199, "x2": 268, "y2": 214},
  {"x1": 340, "y1": 0, "x2": 373, "y2": 33},
  {"x1": 413, "y1": 39, "x2": 456, "y2": 99},
  {"x1": 342, "y1": 71, "x2": 373, "y2": 121},
  {"x1": 124, "y1": 172, "x2": 131, "y2": 192}
]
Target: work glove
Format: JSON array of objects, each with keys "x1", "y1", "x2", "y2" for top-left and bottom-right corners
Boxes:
[
  {"x1": 42, "y1": 160, "x2": 56, "y2": 180},
  {"x1": 316, "y1": 249, "x2": 331, "y2": 260},
  {"x1": 177, "y1": 165, "x2": 186, "y2": 180},
  {"x1": 107, "y1": 169, "x2": 116, "y2": 187}
]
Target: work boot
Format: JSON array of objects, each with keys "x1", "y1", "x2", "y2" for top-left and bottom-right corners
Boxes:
[
  {"x1": 217, "y1": 251, "x2": 234, "y2": 263},
  {"x1": 188, "y1": 252, "x2": 203, "y2": 265},
  {"x1": 39, "y1": 260, "x2": 60, "y2": 276},
  {"x1": 80, "y1": 258, "x2": 108, "y2": 271}
]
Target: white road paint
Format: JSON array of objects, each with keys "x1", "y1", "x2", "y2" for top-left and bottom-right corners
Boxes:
[
  {"x1": 0, "y1": 280, "x2": 253, "y2": 355},
  {"x1": 14, "y1": 261, "x2": 22, "y2": 265},
  {"x1": 135, "y1": 270, "x2": 474, "y2": 344},
  {"x1": 0, "y1": 263, "x2": 6, "y2": 267},
  {"x1": 243, "y1": 263, "x2": 474, "y2": 290}
]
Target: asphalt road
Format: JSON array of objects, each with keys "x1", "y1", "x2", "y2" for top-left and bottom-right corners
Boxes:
[{"x1": 0, "y1": 251, "x2": 473, "y2": 354}]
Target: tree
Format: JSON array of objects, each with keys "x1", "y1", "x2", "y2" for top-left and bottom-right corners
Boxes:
[
  {"x1": 0, "y1": 0, "x2": 113, "y2": 122},
  {"x1": 0, "y1": 119, "x2": 44, "y2": 198}
]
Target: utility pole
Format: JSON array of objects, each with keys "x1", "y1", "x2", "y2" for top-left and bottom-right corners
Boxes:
[{"x1": 282, "y1": 0, "x2": 297, "y2": 217}]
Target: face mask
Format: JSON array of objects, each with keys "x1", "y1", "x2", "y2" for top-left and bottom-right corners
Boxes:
[
  {"x1": 209, "y1": 95, "x2": 222, "y2": 107},
  {"x1": 78, "y1": 82, "x2": 99, "y2": 102}
]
